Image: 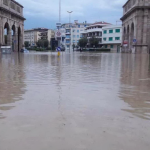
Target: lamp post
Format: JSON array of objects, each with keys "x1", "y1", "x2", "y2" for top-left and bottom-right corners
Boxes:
[{"x1": 67, "y1": 11, "x2": 73, "y2": 52}]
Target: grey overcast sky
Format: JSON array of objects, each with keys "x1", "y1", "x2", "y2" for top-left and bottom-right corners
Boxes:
[{"x1": 17, "y1": 0, "x2": 127, "y2": 30}]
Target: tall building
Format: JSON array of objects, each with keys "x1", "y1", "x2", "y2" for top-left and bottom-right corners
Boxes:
[
  {"x1": 24, "y1": 28, "x2": 55, "y2": 47},
  {"x1": 81, "y1": 22, "x2": 111, "y2": 47},
  {"x1": 121, "y1": 0, "x2": 150, "y2": 53},
  {"x1": 102, "y1": 25, "x2": 122, "y2": 52},
  {"x1": 58, "y1": 21, "x2": 91, "y2": 51}
]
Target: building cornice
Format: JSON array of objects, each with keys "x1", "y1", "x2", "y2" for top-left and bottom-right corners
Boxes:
[
  {"x1": 0, "y1": 6, "x2": 26, "y2": 20},
  {"x1": 121, "y1": 6, "x2": 150, "y2": 20},
  {"x1": 123, "y1": 0, "x2": 130, "y2": 7},
  {"x1": 11, "y1": 0, "x2": 24, "y2": 8}
]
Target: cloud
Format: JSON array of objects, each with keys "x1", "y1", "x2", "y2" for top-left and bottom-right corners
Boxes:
[{"x1": 16, "y1": 0, "x2": 127, "y2": 29}]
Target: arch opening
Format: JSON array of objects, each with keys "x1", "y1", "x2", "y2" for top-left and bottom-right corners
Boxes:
[
  {"x1": 18, "y1": 27, "x2": 21, "y2": 52},
  {"x1": 4, "y1": 22, "x2": 10, "y2": 45}
]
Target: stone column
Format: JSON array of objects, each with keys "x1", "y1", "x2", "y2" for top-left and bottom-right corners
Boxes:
[
  {"x1": 15, "y1": 30, "x2": 18, "y2": 52},
  {"x1": 136, "y1": 10, "x2": 143, "y2": 53},
  {"x1": 142, "y1": 9, "x2": 148, "y2": 53},
  {"x1": 7, "y1": 29, "x2": 12, "y2": 47},
  {"x1": 0, "y1": 17, "x2": 2, "y2": 46},
  {"x1": 19, "y1": 34, "x2": 23, "y2": 51}
]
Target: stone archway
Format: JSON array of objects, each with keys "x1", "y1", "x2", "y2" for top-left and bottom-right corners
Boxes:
[
  {"x1": 131, "y1": 22, "x2": 134, "y2": 48},
  {"x1": 127, "y1": 25, "x2": 130, "y2": 51},
  {"x1": 18, "y1": 26, "x2": 21, "y2": 52},
  {"x1": 4, "y1": 22, "x2": 10, "y2": 45}
]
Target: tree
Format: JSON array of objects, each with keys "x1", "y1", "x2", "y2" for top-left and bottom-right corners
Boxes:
[
  {"x1": 89, "y1": 36, "x2": 99, "y2": 48},
  {"x1": 72, "y1": 43, "x2": 76, "y2": 51},
  {"x1": 78, "y1": 38, "x2": 88, "y2": 48},
  {"x1": 36, "y1": 39, "x2": 49, "y2": 48},
  {"x1": 44, "y1": 40, "x2": 49, "y2": 48},
  {"x1": 24, "y1": 41, "x2": 29, "y2": 48}
]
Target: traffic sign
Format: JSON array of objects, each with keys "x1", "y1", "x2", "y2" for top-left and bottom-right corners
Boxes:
[
  {"x1": 57, "y1": 47, "x2": 61, "y2": 52},
  {"x1": 123, "y1": 40, "x2": 128, "y2": 47},
  {"x1": 133, "y1": 39, "x2": 137, "y2": 43}
]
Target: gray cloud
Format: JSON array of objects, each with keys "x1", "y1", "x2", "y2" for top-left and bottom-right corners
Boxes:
[{"x1": 17, "y1": 0, "x2": 127, "y2": 29}]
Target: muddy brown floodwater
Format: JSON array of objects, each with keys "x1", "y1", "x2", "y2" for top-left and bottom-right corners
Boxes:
[{"x1": 0, "y1": 52, "x2": 150, "y2": 150}]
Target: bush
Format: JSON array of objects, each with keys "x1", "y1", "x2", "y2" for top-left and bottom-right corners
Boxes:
[{"x1": 82, "y1": 48, "x2": 111, "y2": 52}]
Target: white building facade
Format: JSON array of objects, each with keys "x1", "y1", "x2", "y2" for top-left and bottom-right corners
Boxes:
[
  {"x1": 80, "y1": 22, "x2": 111, "y2": 47},
  {"x1": 102, "y1": 25, "x2": 122, "y2": 52},
  {"x1": 59, "y1": 21, "x2": 90, "y2": 51}
]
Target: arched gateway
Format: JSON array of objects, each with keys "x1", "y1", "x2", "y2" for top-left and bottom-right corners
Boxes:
[
  {"x1": 121, "y1": 0, "x2": 150, "y2": 53},
  {"x1": 0, "y1": 0, "x2": 25, "y2": 52}
]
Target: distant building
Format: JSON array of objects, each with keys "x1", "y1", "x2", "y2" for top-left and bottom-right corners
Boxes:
[
  {"x1": 57, "y1": 21, "x2": 91, "y2": 51},
  {"x1": 102, "y1": 25, "x2": 122, "y2": 52},
  {"x1": 81, "y1": 22, "x2": 111, "y2": 47},
  {"x1": 24, "y1": 28, "x2": 55, "y2": 47},
  {"x1": 121, "y1": 0, "x2": 150, "y2": 53}
]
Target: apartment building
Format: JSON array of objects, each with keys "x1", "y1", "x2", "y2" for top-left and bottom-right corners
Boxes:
[
  {"x1": 24, "y1": 28, "x2": 55, "y2": 46},
  {"x1": 80, "y1": 21, "x2": 111, "y2": 47},
  {"x1": 102, "y1": 25, "x2": 122, "y2": 52},
  {"x1": 58, "y1": 21, "x2": 90, "y2": 50}
]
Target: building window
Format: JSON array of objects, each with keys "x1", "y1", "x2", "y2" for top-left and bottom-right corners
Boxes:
[
  {"x1": 109, "y1": 37, "x2": 113, "y2": 41},
  {"x1": 11, "y1": 2, "x2": 15, "y2": 9},
  {"x1": 105, "y1": 45, "x2": 107, "y2": 48},
  {"x1": 3, "y1": 0, "x2": 8, "y2": 6},
  {"x1": 115, "y1": 37, "x2": 120, "y2": 40},
  {"x1": 111, "y1": 45, "x2": 113, "y2": 48},
  {"x1": 66, "y1": 35, "x2": 70, "y2": 38},
  {"x1": 17, "y1": 6, "x2": 21, "y2": 13},
  {"x1": 109, "y1": 30, "x2": 113, "y2": 33},
  {"x1": 78, "y1": 25, "x2": 80, "y2": 28},
  {"x1": 73, "y1": 40, "x2": 75, "y2": 43},
  {"x1": 67, "y1": 45, "x2": 70, "y2": 48},
  {"x1": 77, "y1": 35, "x2": 79, "y2": 38},
  {"x1": 116, "y1": 29, "x2": 120, "y2": 33},
  {"x1": 103, "y1": 30, "x2": 107, "y2": 34},
  {"x1": 77, "y1": 30, "x2": 79, "y2": 33},
  {"x1": 73, "y1": 35, "x2": 76, "y2": 38},
  {"x1": 103, "y1": 38, "x2": 107, "y2": 41}
]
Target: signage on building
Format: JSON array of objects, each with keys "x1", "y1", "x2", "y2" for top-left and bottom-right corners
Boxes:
[
  {"x1": 123, "y1": 40, "x2": 128, "y2": 47},
  {"x1": 56, "y1": 30, "x2": 61, "y2": 41}
]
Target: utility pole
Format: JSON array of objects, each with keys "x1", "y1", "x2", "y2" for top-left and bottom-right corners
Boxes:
[
  {"x1": 67, "y1": 11, "x2": 73, "y2": 52},
  {"x1": 59, "y1": 0, "x2": 61, "y2": 23}
]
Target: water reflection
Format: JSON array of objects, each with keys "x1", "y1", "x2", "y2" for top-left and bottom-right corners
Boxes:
[
  {"x1": 119, "y1": 54, "x2": 150, "y2": 120},
  {"x1": 0, "y1": 54, "x2": 26, "y2": 119}
]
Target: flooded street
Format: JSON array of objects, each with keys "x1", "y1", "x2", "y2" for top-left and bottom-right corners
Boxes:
[{"x1": 0, "y1": 52, "x2": 150, "y2": 150}]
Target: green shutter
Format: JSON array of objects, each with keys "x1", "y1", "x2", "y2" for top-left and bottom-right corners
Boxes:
[
  {"x1": 103, "y1": 30, "x2": 107, "y2": 34},
  {"x1": 115, "y1": 37, "x2": 120, "y2": 40},
  {"x1": 109, "y1": 37, "x2": 113, "y2": 41},
  {"x1": 103, "y1": 38, "x2": 106, "y2": 41},
  {"x1": 111, "y1": 45, "x2": 113, "y2": 48},
  {"x1": 105, "y1": 45, "x2": 107, "y2": 48},
  {"x1": 109, "y1": 30, "x2": 113, "y2": 33},
  {"x1": 116, "y1": 29, "x2": 120, "y2": 33}
]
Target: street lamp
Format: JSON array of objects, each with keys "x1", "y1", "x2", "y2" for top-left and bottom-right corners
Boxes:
[
  {"x1": 67, "y1": 11, "x2": 73, "y2": 25},
  {"x1": 67, "y1": 11, "x2": 73, "y2": 52}
]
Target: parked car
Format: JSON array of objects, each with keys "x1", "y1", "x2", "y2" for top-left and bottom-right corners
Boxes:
[{"x1": 20, "y1": 48, "x2": 29, "y2": 53}]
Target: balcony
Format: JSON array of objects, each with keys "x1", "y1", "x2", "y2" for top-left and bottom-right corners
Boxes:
[
  {"x1": 86, "y1": 28, "x2": 102, "y2": 33},
  {"x1": 66, "y1": 32, "x2": 71, "y2": 35}
]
